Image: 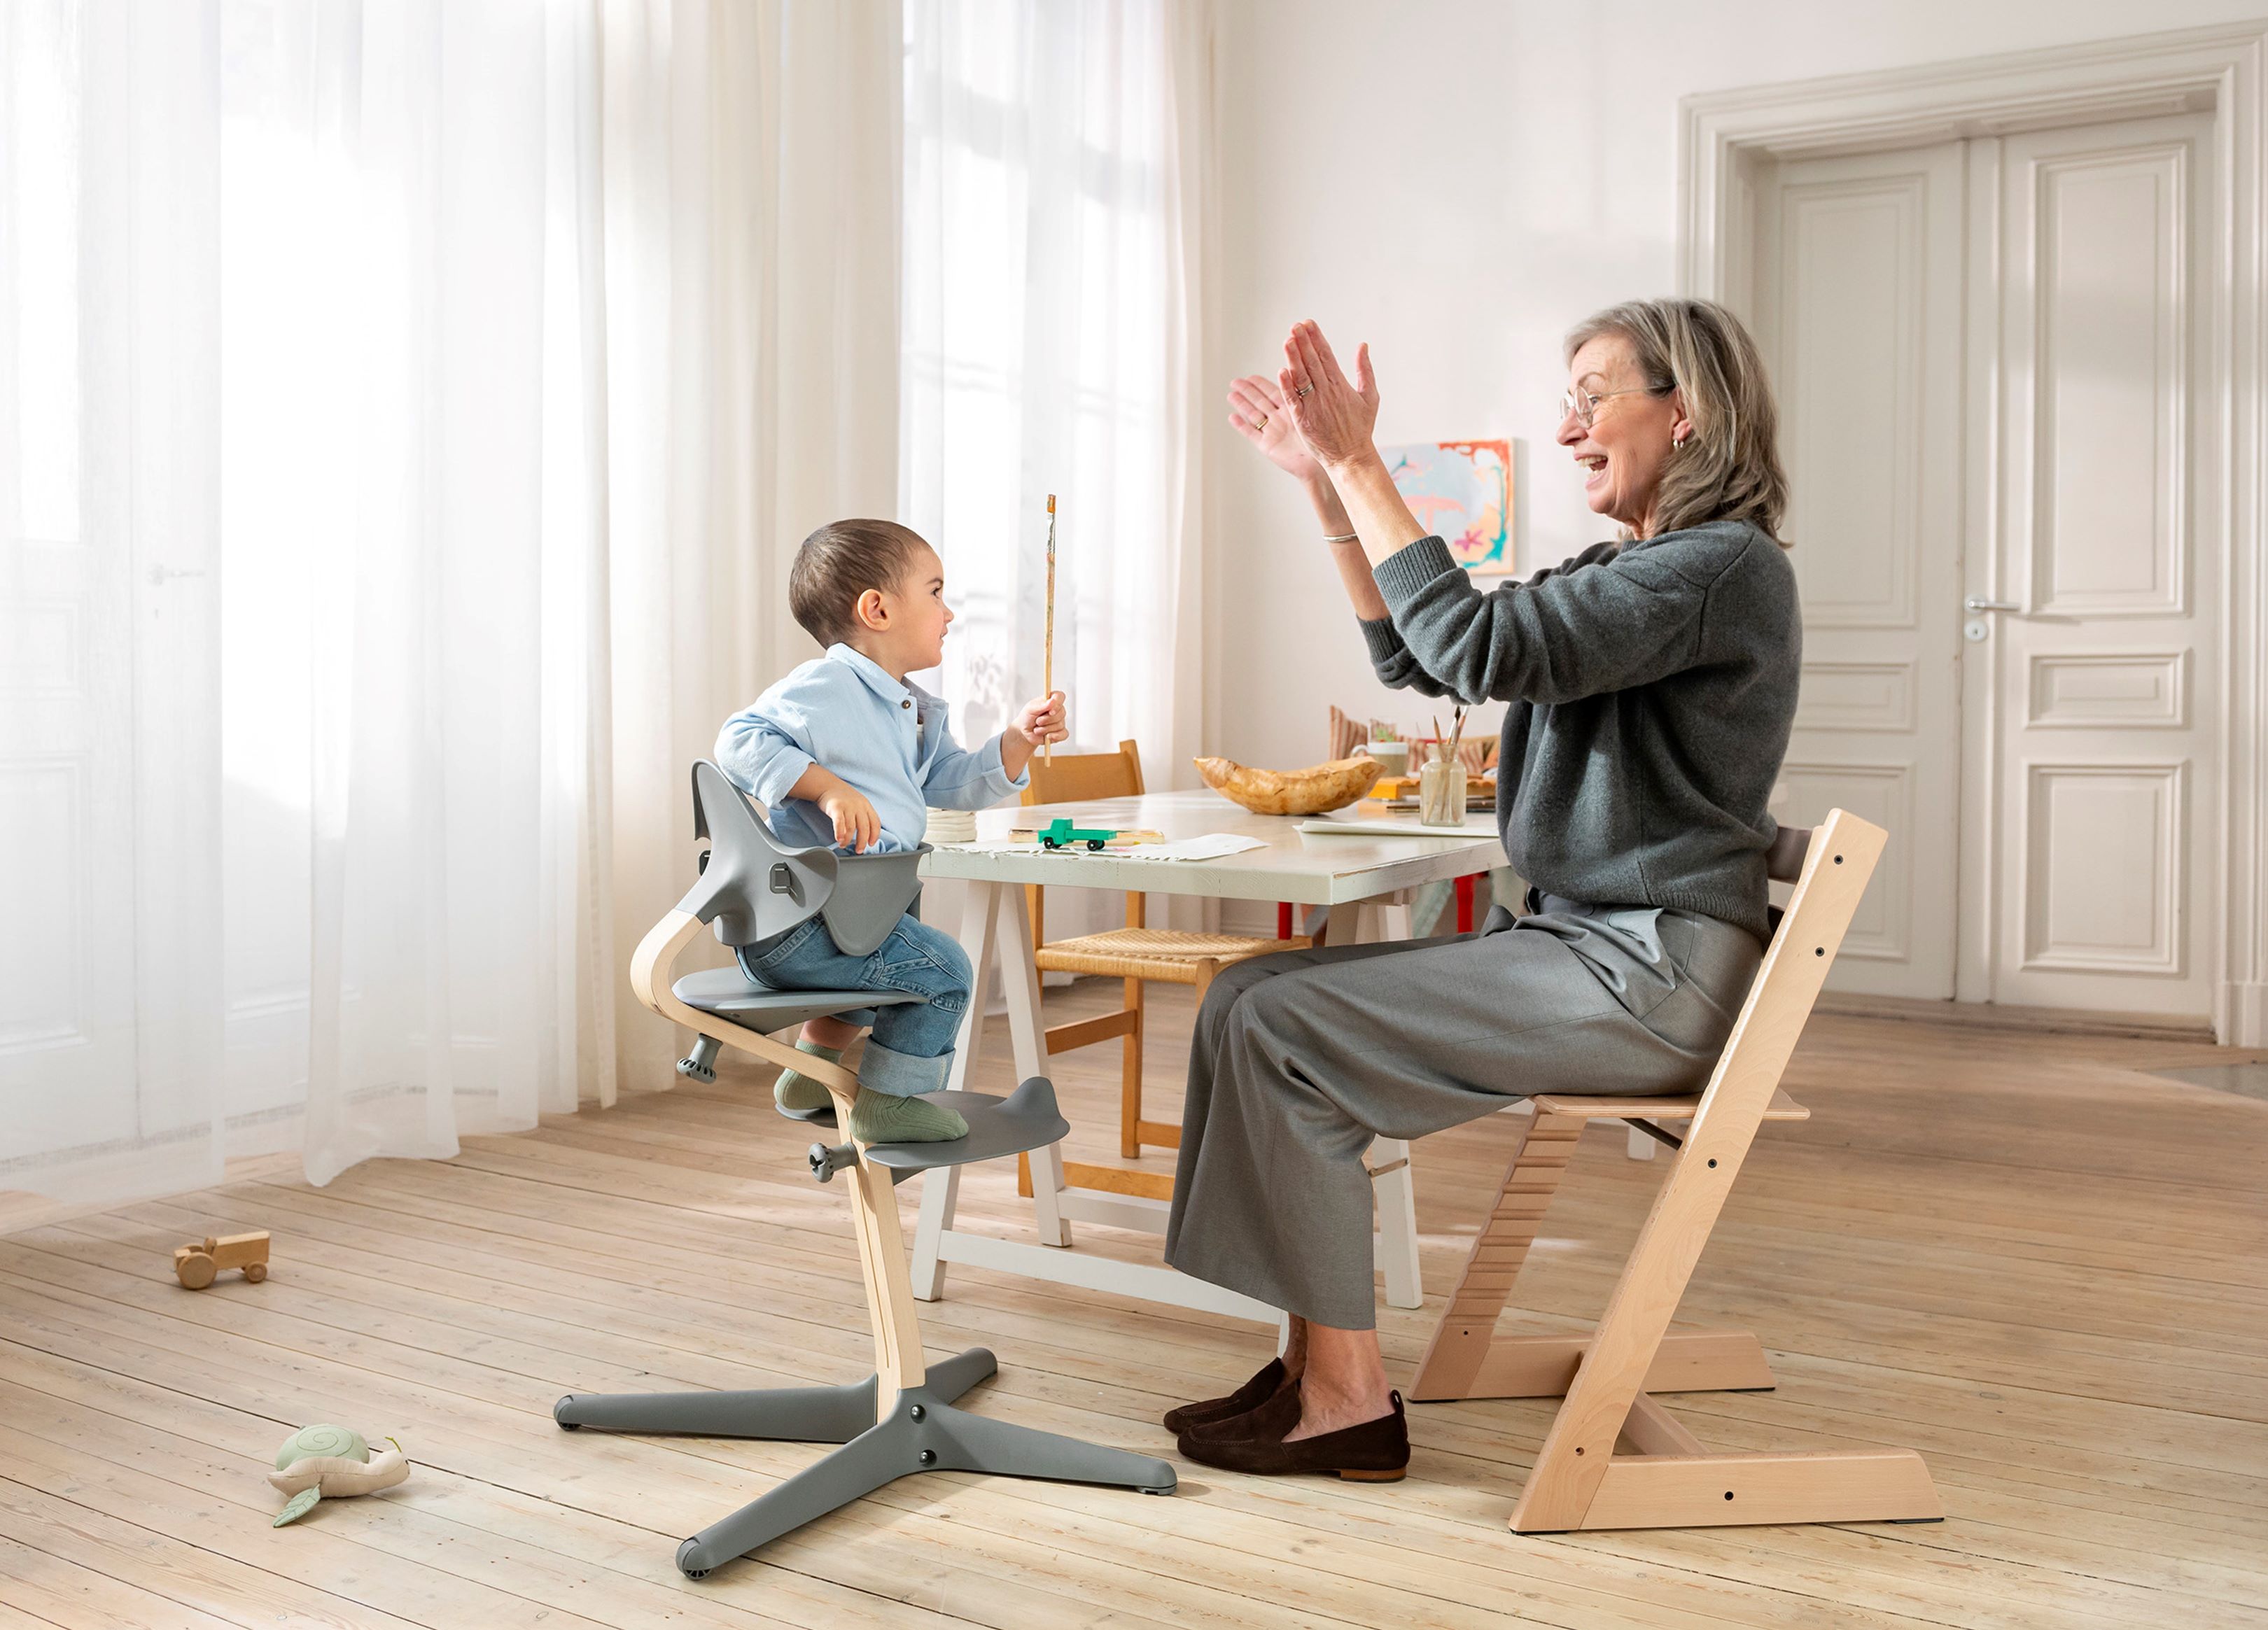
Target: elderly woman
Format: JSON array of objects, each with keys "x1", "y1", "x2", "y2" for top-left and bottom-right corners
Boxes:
[{"x1": 1161, "y1": 299, "x2": 1799, "y2": 1481}]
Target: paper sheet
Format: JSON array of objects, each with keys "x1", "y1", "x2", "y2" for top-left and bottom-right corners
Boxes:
[{"x1": 945, "y1": 834, "x2": 1267, "y2": 862}]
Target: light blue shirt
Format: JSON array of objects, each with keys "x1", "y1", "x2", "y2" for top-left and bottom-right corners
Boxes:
[{"x1": 715, "y1": 643, "x2": 1028, "y2": 854}]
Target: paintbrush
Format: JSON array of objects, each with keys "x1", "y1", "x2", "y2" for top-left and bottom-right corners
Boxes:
[{"x1": 1042, "y1": 494, "x2": 1057, "y2": 765}]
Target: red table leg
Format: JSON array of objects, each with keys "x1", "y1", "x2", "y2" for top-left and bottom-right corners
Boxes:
[
  {"x1": 1278, "y1": 901, "x2": 1294, "y2": 939},
  {"x1": 1455, "y1": 874, "x2": 1476, "y2": 934}
]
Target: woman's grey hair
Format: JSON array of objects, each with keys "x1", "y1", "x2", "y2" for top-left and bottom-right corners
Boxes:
[{"x1": 1564, "y1": 298, "x2": 1789, "y2": 544}]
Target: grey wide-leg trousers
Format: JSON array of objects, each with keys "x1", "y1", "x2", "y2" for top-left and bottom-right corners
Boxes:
[{"x1": 1161, "y1": 899, "x2": 1763, "y2": 1329}]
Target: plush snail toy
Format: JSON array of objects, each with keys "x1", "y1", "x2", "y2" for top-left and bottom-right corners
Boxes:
[{"x1": 269, "y1": 1425, "x2": 410, "y2": 1526}]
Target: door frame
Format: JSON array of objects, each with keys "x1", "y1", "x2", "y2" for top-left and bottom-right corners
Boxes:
[{"x1": 1679, "y1": 22, "x2": 2268, "y2": 1046}]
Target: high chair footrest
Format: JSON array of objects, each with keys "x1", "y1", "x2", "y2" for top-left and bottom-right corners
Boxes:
[{"x1": 860, "y1": 1077, "x2": 1070, "y2": 1172}]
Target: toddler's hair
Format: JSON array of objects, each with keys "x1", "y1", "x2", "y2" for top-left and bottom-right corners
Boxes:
[{"x1": 788, "y1": 519, "x2": 931, "y2": 646}]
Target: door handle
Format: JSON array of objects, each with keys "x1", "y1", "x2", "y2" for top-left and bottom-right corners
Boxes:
[{"x1": 1964, "y1": 596, "x2": 2020, "y2": 613}]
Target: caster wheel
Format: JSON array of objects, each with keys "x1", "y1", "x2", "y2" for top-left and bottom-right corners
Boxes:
[
  {"x1": 242, "y1": 1262, "x2": 268, "y2": 1284},
  {"x1": 676, "y1": 1539, "x2": 710, "y2": 1580},
  {"x1": 559, "y1": 1420, "x2": 581, "y2": 1430}
]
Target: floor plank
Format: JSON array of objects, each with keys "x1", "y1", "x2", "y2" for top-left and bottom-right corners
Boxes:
[{"x1": 2, "y1": 978, "x2": 2264, "y2": 1627}]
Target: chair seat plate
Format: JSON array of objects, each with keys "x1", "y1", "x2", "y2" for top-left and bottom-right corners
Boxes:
[
  {"x1": 1035, "y1": 930, "x2": 1307, "y2": 981},
  {"x1": 673, "y1": 967, "x2": 925, "y2": 1035},
  {"x1": 1528, "y1": 1088, "x2": 1809, "y2": 1123}
]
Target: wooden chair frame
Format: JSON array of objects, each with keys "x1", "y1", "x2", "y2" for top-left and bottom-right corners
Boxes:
[{"x1": 1412, "y1": 810, "x2": 1944, "y2": 1532}]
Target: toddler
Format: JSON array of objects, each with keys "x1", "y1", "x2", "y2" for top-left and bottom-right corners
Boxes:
[{"x1": 715, "y1": 519, "x2": 1067, "y2": 1141}]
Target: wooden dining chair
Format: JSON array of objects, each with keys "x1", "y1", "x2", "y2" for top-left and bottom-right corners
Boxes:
[
  {"x1": 1409, "y1": 809, "x2": 1943, "y2": 1532},
  {"x1": 1016, "y1": 741, "x2": 1307, "y2": 1198}
]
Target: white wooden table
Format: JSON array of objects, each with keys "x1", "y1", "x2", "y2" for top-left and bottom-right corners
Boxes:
[{"x1": 912, "y1": 789, "x2": 1507, "y2": 1325}]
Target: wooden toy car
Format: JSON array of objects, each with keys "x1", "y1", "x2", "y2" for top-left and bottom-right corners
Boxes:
[
  {"x1": 1030, "y1": 819, "x2": 1165, "y2": 851},
  {"x1": 174, "y1": 1230, "x2": 270, "y2": 1289},
  {"x1": 1037, "y1": 819, "x2": 1118, "y2": 850}
]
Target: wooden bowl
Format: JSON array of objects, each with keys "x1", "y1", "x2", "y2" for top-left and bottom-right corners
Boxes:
[{"x1": 1194, "y1": 754, "x2": 1380, "y2": 816}]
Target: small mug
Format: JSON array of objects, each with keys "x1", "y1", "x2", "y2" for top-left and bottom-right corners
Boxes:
[{"x1": 1366, "y1": 740, "x2": 1409, "y2": 777}]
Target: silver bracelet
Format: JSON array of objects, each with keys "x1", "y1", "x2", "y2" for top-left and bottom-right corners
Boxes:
[{"x1": 1323, "y1": 532, "x2": 1359, "y2": 544}]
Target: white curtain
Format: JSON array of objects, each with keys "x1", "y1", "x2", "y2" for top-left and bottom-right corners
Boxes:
[
  {"x1": 0, "y1": 0, "x2": 901, "y2": 1203},
  {"x1": 899, "y1": 2, "x2": 1212, "y2": 899}
]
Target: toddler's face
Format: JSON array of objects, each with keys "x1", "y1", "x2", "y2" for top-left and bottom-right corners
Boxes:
[{"x1": 886, "y1": 544, "x2": 953, "y2": 671}]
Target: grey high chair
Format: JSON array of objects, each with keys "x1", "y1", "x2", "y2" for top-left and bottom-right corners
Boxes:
[{"x1": 555, "y1": 761, "x2": 1175, "y2": 1579}]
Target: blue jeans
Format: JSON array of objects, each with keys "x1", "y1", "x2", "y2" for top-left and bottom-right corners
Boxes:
[{"x1": 735, "y1": 911, "x2": 971, "y2": 1097}]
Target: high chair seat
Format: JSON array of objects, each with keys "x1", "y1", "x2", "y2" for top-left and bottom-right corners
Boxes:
[{"x1": 670, "y1": 967, "x2": 926, "y2": 1033}]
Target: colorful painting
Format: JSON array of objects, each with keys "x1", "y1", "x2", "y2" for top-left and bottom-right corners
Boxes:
[{"x1": 1380, "y1": 439, "x2": 1513, "y2": 574}]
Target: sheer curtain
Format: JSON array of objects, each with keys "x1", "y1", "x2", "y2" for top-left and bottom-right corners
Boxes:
[
  {"x1": 0, "y1": 0, "x2": 901, "y2": 1203},
  {"x1": 900, "y1": 4, "x2": 1212, "y2": 941}
]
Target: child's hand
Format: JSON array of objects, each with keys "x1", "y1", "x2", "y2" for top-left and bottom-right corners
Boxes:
[
  {"x1": 817, "y1": 784, "x2": 881, "y2": 853},
  {"x1": 1011, "y1": 690, "x2": 1069, "y2": 751}
]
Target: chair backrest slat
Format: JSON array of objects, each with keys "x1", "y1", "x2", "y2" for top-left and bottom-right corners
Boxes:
[{"x1": 1023, "y1": 739, "x2": 1145, "y2": 807}]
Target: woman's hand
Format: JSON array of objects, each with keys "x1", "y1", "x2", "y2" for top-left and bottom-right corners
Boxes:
[
  {"x1": 1278, "y1": 320, "x2": 1378, "y2": 468},
  {"x1": 1226, "y1": 374, "x2": 1320, "y2": 482}
]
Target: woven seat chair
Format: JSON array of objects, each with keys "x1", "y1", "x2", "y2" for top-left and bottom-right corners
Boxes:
[{"x1": 1021, "y1": 741, "x2": 1306, "y2": 1190}]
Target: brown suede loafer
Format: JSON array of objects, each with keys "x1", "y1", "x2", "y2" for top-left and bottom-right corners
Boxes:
[
  {"x1": 1161, "y1": 1356, "x2": 1289, "y2": 1435},
  {"x1": 1179, "y1": 1388, "x2": 1410, "y2": 1482}
]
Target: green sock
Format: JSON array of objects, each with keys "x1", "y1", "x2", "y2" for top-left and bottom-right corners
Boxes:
[
  {"x1": 774, "y1": 1041, "x2": 844, "y2": 1114},
  {"x1": 849, "y1": 1088, "x2": 967, "y2": 1145}
]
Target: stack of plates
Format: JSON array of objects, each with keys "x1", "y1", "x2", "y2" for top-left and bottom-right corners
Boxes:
[{"x1": 923, "y1": 808, "x2": 979, "y2": 845}]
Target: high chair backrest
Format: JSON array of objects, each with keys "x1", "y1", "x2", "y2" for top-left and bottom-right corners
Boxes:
[{"x1": 682, "y1": 760, "x2": 926, "y2": 957}]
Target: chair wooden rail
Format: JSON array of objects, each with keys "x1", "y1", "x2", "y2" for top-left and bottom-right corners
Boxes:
[{"x1": 1412, "y1": 810, "x2": 1944, "y2": 1533}]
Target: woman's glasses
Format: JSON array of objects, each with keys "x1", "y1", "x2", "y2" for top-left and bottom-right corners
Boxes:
[{"x1": 1559, "y1": 385, "x2": 1651, "y2": 428}]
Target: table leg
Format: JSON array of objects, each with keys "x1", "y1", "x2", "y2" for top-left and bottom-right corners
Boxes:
[
  {"x1": 1455, "y1": 873, "x2": 1475, "y2": 933},
  {"x1": 911, "y1": 1164, "x2": 958, "y2": 1300},
  {"x1": 997, "y1": 880, "x2": 1072, "y2": 1246},
  {"x1": 1371, "y1": 1137, "x2": 1422, "y2": 1309},
  {"x1": 945, "y1": 882, "x2": 1002, "y2": 1097}
]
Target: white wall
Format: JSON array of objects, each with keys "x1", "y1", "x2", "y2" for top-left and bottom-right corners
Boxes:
[{"x1": 1205, "y1": 0, "x2": 2267, "y2": 770}]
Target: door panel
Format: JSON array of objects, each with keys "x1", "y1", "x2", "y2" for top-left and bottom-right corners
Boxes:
[
  {"x1": 1754, "y1": 141, "x2": 1966, "y2": 998},
  {"x1": 1978, "y1": 113, "x2": 2216, "y2": 1018}
]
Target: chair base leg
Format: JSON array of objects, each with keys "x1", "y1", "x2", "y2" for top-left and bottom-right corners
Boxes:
[
  {"x1": 559, "y1": 1351, "x2": 1176, "y2": 1579},
  {"x1": 1513, "y1": 1445, "x2": 1943, "y2": 1532},
  {"x1": 553, "y1": 1347, "x2": 1001, "y2": 1441}
]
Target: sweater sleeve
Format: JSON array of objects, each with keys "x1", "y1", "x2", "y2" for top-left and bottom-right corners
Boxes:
[
  {"x1": 1372, "y1": 533, "x2": 1744, "y2": 706},
  {"x1": 1357, "y1": 614, "x2": 1461, "y2": 697}
]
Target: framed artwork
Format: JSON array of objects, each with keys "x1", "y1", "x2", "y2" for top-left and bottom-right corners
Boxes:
[{"x1": 1380, "y1": 438, "x2": 1514, "y2": 574}]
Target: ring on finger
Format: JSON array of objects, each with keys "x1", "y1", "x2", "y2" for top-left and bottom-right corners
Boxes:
[
  {"x1": 1254, "y1": 414, "x2": 1269, "y2": 429},
  {"x1": 1295, "y1": 383, "x2": 1314, "y2": 398}
]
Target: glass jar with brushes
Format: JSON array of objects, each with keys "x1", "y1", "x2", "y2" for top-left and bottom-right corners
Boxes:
[{"x1": 1418, "y1": 706, "x2": 1471, "y2": 827}]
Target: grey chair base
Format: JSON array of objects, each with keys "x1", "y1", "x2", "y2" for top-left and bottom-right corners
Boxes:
[{"x1": 554, "y1": 1347, "x2": 1175, "y2": 1578}]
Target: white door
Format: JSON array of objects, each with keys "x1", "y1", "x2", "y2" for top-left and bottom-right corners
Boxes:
[
  {"x1": 1753, "y1": 141, "x2": 1967, "y2": 998},
  {"x1": 1961, "y1": 113, "x2": 2219, "y2": 1020}
]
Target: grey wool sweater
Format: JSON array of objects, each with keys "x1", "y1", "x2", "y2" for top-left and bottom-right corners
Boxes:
[{"x1": 1362, "y1": 520, "x2": 1800, "y2": 941}]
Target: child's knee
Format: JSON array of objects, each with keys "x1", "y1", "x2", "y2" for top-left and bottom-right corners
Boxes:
[{"x1": 890, "y1": 918, "x2": 972, "y2": 1001}]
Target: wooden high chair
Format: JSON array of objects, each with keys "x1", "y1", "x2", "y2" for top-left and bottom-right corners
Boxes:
[
  {"x1": 555, "y1": 764, "x2": 1175, "y2": 1578},
  {"x1": 1410, "y1": 809, "x2": 1944, "y2": 1532},
  {"x1": 1017, "y1": 740, "x2": 1306, "y2": 1198}
]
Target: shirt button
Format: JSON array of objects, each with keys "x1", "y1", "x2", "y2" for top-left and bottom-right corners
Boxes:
[{"x1": 902, "y1": 699, "x2": 912, "y2": 709}]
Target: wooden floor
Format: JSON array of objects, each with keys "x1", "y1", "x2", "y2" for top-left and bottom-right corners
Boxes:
[{"x1": 3, "y1": 982, "x2": 2265, "y2": 1629}]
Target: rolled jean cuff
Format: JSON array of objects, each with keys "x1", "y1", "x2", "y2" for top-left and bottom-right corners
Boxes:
[{"x1": 858, "y1": 1040, "x2": 953, "y2": 1097}]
